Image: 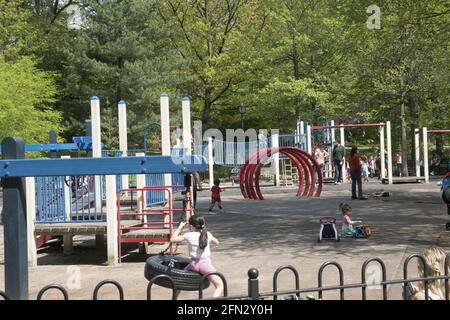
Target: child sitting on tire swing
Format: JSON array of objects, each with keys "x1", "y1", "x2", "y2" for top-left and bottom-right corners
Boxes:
[{"x1": 171, "y1": 215, "x2": 223, "y2": 298}]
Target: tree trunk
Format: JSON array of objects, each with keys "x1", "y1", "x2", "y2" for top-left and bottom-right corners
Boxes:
[
  {"x1": 400, "y1": 94, "x2": 409, "y2": 177},
  {"x1": 202, "y1": 88, "x2": 212, "y2": 125},
  {"x1": 436, "y1": 135, "x2": 444, "y2": 157},
  {"x1": 292, "y1": 35, "x2": 301, "y2": 120},
  {"x1": 408, "y1": 90, "x2": 419, "y2": 168}
]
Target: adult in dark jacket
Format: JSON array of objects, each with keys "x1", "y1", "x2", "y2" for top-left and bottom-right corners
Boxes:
[{"x1": 333, "y1": 140, "x2": 345, "y2": 184}]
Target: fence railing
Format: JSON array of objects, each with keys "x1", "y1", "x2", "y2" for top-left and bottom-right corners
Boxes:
[{"x1": 2, "y1": 253, "x2": 448, "y2": 300}]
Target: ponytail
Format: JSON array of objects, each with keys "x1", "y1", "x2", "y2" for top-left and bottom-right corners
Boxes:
[
  {"x1": 188, "y1": 215, "x2": 209, "y2": 249},
  {"x1": 199, "y1": 226, "x2": 208, "y2": 250}
]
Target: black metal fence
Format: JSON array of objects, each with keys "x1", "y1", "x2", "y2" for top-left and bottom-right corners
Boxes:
[{"x1": 1, "y1": 253, "x2": 449, "y2": 300}]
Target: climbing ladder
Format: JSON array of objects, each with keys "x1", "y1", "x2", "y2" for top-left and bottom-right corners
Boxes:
[
  {"x1": 280, "y1": 158, "x2": 299, "y2": 186},
  {"x1": 117, "y1": 186, "x2": 192, "y2": 263}
]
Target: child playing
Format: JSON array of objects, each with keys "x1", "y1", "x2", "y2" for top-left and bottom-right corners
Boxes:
[
  {"x1": 209, "y1": 179, "x2": 224, "y2": 211},
  {"x1": 360, "y1": 156, "x2": 369, "y2": 183},
  {"x1": 170, "y1": 215, "x2": 224, "y2": 297},
  {"x1": 339, "y1": 203, "x2": 362, "y2": 237}
]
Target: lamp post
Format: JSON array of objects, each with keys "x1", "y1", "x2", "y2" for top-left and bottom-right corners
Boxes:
[{"x1": 239, "y1": 103, "x2": 246, "y2": 130}]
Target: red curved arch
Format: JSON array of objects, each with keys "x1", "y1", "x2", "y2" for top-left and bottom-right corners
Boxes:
[{"x1": 239, "y1": 147, "x2": 323, "y2": 200}]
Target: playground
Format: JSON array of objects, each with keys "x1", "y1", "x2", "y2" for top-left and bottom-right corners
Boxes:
[
  {"x1": 1, "y1": 177, "x2": 449, "y2": 300},
  {"x1": 0, "y1": 93, "x2": 449, "y2": 301}
]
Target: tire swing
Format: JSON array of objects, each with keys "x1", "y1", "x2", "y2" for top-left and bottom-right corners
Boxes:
[{"x1": 144, "y1": 254, "x2": 210, "y2": 291}]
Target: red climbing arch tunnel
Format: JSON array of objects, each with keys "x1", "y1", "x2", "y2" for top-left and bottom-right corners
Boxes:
[{"x1": 239, "y1": 147, "x2": 323, "y2": 200}]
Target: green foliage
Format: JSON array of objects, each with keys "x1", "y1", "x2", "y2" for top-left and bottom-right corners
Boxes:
[{"x1": 0, "y1": 55, "x2": 61, "y2": 143}]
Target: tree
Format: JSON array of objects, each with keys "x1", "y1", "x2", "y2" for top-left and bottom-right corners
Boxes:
[
  {"x1": 55, "y1": 0, "x2": 182, "y2": 147},
  {"x1": 161, "y1": 0, "x2": 257, "y2": 127},
  {"x1": 0, "y1": 55, "x2": 61, "y2": 144}
]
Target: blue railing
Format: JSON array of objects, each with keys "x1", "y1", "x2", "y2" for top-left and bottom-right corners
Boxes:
[
  {"x1": 35, "y1": 175, "x2": 103, "y2": 223},
  {"x1": 36, "y1": 177, "x2": 66, "y2": 223}
]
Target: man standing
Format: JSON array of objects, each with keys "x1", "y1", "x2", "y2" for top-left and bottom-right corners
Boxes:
[{"x1": 333, "y1": 140, "x2": 345, "y2": 184}]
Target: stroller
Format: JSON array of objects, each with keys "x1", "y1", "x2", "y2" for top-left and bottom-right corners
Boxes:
[{"x1": 318, "y1": 217, "x2": 339, "y2": 242}]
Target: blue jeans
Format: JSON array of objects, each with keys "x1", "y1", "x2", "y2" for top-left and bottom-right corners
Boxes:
[
  {"x1": 397, "y1": 164, "x2": 403, "y2": 176},
  {"x1": 334, "y1": 160, "x2": 343, "y2": 183}
]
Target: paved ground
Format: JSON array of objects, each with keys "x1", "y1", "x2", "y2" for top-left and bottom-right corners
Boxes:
[{"x1": 1, "y1": 179, "x2": 449, "y2": 300}]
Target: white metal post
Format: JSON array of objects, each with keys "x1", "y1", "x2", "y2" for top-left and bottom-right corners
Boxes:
[
  {"x1": 61, "y1": 156, "x2": 71, "y2": 221},
  {"x1": 136, "y1": 152, "x2": 146, "y2": 222},
  {"x1": 328, "y1": 120, "x2": 335, "y2": 178},
  {"x1": 160, "y1": 93, "x2": 172, "y2": 189},
  {"x1": 25, "y1": 177, "x2": 37, "y2": 267},
  {"x1": 306, "y1": 125, "x2": 312, "y2": 154},
  {"x1": 208, "y1": 137, "x2": 214, "y2": 189},
  {"x1": 386, "y1": 121, "x2": 393, "y2": 184},
  {"x1": 271, "y1": 134, "x2": 280, "y2": 186},
  {"x1": 182, "y1": 96, "x2": 193, "y2": 220},
  {"x1": 340, "y1": 126, "x2": 346, "y2": 183},
  {"x1": 423, "y1": 127, "x2": 429, "y2": 183},
  {"x1": 182, "y1": 97, "x2": 192, "y2": 156},
  {"x1": 118, "y1": 100, "x2": 129, "y2": 190},
  {"x1": 90, "y1": 96, "x2": 103, "y2": 212},
  {"x1": 106, "y1": 175, "x2": 118, "y2": 265},
  {"x1": 415, "y1": 129, "x2": 420, "y2": 177},
  {"x1": 380, "y1": 125, "x2": 386, "y2": 180},
  {"x1": 295, "y1": 120, "x2": 300, "y2": 145}
]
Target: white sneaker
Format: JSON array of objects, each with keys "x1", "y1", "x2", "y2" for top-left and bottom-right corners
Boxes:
[
  {"x1": 337, "y1": 182, "x2": 342, "y2": 185},
  {"x1": 334, "y1": 182, "x2": 337, "y2": 185}
]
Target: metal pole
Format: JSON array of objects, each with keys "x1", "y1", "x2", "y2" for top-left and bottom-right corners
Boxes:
[
  {"x1": 386, "y1": 121, "x2": 393, "y2": 185},
  {"x1": 118, "y1": 100, "x2": 129, "y2": 190},
  {"x1": 208, "y1": 137, "x2": 214, "y2": 189},
  {"x1": 415, "y1": 129, "x2": 420, "y2": 177},
  {"x1": 423, "y1": 127, "x2": 429, "y2": 183},
  {"x1": 247, "y1": 268, "x2": 260, "y2": 300},
  {"x1": 380, "y1": 125, "x2": 386, "y2": 180},
  {"x1": 90, "y1": 96, "x2": 103, "y2": 212},
  {"x1": 160, "y1": 93, "x2": 172, "y2": 192},
  {"x1": 2, "y1": 137, "x2": 28, "y2": 300}
]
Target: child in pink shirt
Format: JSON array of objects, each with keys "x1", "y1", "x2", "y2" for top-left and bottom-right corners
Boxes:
[{"x1": 339, "y1": 203, "x2": 362, "y2": 236}]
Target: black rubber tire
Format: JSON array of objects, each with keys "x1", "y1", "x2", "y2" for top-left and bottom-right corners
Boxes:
[{"x1": 144, "y1": 255, "x2": 210, "y2": 291}]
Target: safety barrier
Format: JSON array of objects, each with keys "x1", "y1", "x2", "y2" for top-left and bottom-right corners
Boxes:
[
  {"x1": 2, "y1": 252, "x2": 448, "y2": 300},
  {"x1": 35, "y1": 175, "x2": 102, "y2": 223},
  {"x1": 34, "y1": 150, "x2": 187, "y2": 224}
]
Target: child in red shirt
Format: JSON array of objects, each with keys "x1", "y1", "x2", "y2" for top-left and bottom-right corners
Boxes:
[{"x1": 209, "y1": 179, "x2": 224, "y2": 211}]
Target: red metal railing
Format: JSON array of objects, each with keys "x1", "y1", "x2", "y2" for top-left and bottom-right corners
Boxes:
[
  {"x1": 311, "y1": 123, "x2": 386, "y2": 130},
  {"x1": 117, "y1": 186, "x2": 192, "y2": 263}
]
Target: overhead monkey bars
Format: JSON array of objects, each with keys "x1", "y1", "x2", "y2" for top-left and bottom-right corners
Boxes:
[{"x1": 306, "y1": 121, "x2": 393, "y2": 184}]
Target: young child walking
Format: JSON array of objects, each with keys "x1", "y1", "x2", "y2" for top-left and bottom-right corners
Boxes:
[
  {"x1": 209, "y1": 179, "x2": 224, "y2": 211},
  {"x1": 339, "y1": 203, "x2": 362, "y2": 237},
  {"x1": 170, "y1": 215, "x2": 223, "y2": 298},
  {"x1": 361, "y1": 156, "x2": 370, "y2": 183}
]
